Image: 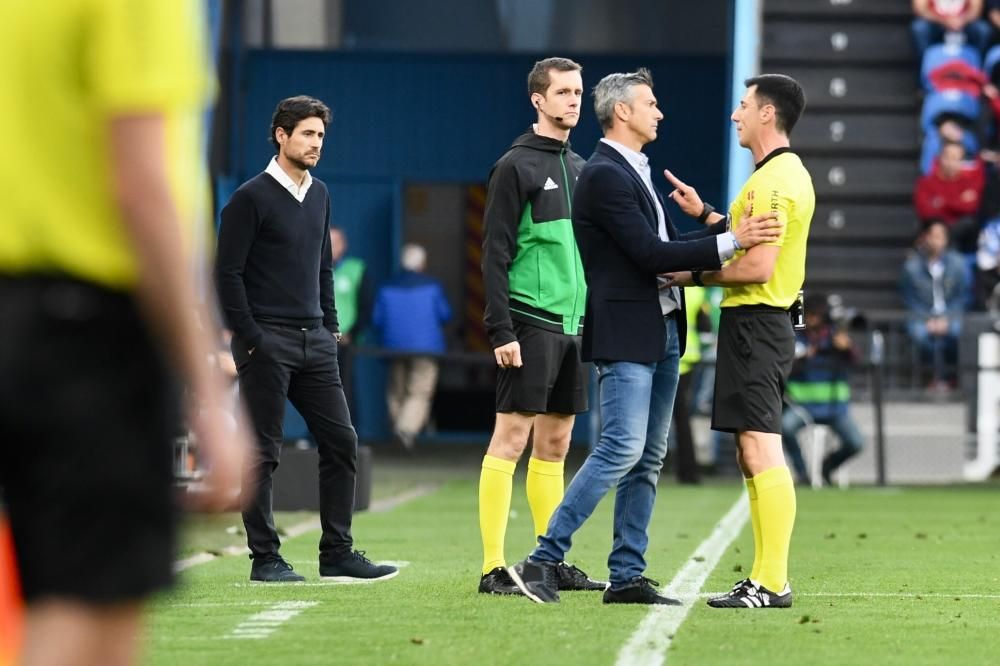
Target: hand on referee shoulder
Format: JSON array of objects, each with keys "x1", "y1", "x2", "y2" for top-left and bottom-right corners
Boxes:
[{"x1": 735, "y1": 211, "x2": 783, "y2": 249}]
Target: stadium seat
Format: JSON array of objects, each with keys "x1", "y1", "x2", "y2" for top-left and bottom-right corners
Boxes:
[
  {"x1": 920, "y1": 90, "x2": 980, "y2": 134},
  {"x1": 983, "y1": 44, "x2": 1000, "y2": 79},
  {"x1": 809, "y1": 425, "x2": 850, "y2": 489},
  {"x1": 921, "y1": 42, "x2": 981, "y2": 91}
]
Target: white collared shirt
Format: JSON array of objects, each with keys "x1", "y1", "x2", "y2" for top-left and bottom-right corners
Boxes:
[{"x1": 265, "y1": 156, "x2": 313, "y2": 203}]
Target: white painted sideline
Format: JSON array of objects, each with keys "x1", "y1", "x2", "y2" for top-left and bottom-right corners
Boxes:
[
  {"x1": 224, "y1": 601, "x2": 319, "y2": 640},
  {"x1": 174, "y1": 484, "x2": 440, "y2": 572},
  {"x1": 616, "y1": 495, "x2": 748, "y2": 666}
]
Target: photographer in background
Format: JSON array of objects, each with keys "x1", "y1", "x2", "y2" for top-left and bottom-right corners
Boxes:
[{"x1": 781, "y1": 295, "x2": 865, "y2": 487}]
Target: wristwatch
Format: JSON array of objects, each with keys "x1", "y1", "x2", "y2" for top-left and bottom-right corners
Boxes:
[
  {"x1": 691, "y1": 270, "x2": 705, "y2": 287},
  {"x1": 697, "y1": 203, "x2": 715, "y2": 224}
]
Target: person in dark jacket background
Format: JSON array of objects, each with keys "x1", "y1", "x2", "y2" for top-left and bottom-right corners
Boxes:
[{"x1": 373, "y1": 243, "x2": 452, "y2": 450}]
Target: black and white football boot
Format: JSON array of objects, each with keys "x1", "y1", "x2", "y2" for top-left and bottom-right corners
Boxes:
[
  {"x1": 706, "y1": 578, "x2": 752, "y2": 606},
  {"x1": 707, "y1": 580, "x2": 792, "y2": 608}
]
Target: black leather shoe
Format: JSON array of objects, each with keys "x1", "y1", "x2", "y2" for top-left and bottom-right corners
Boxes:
[
  {"x1": 320, "y1": 550, "x2": 398, "y2": 582},
  {"x1": 250, "y1": 556, "x2": 305, "y2": 582},
  {"x1": 603, "y1": 576, "x2": 682, "y2": 605},
  {"x1": 555, "y1": 561, "x2": 608, "y2": 591}
]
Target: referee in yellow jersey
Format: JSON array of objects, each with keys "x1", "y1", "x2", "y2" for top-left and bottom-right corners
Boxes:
[
  {"x1": 663, "y1": 74, "x2": 813, "y2": 609},
  {"x1": 0, "y1": 2, "x2": 250, "y2": 663}
]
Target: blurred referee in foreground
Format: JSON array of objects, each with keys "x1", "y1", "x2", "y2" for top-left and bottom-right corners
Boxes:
[
  {"x1": 0, "y1": 2, "x2": 251, "y2": 664},
  {"x1": 663, "y1": 74, "x2": 814, "y2": 609}
]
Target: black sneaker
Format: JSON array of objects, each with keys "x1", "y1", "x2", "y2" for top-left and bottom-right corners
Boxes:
[
  {"x1": 478, "y1": 567, "x2": 522, "y2": 595},
  {"x1": 250, "y1": 556, "x2": 305, "y2": 583},
  {"x1": 319, "y1": 550, "x2": 399, "y2": 582},
  {"x1": 707, "y1": 580, "x2": 792, "y2": 608},
  {"x1": 507, "y1": 559, "x2": 560, "y2": 603},
  {"x1": 603, "y1": 576, "x2": 682, "y2": 605},
  {"x1": 555, "y1": 561, "x2": 608, "y2": 591}
]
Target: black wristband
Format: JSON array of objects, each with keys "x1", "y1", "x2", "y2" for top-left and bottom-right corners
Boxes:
[
  {"x1": 697, "y1": 203, "x2": 715, "y2": 224},
  {"x1": 691, "y1": 270, "x2": 704, "y2": 287}
]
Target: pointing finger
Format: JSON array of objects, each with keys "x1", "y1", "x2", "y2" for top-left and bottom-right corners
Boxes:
[{"x1": 663, "y1": 169, "x2": 685, "y2": 189}]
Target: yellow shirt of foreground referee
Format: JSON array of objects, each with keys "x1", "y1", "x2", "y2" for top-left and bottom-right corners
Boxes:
[
  {"x1": 722, "y1": 150, "x2": 814, "y2": 309},
  {"x1": 0, "y1": 0, "x2": 214, "y2": 289}
]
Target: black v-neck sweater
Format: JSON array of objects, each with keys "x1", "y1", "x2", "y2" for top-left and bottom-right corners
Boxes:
[{"x1": 215, "y1": 172, "x2": 337, "y2": 348}]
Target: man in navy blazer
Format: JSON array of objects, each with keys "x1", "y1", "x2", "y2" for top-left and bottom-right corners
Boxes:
[{"x1": 509, "y1": 68, "x2": 780, "y2": 605}]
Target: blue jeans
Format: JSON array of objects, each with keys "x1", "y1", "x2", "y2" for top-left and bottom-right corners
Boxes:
[
  {"x1": 532, "y1": 317, "x2": 680, "y2": 586},
  {"x1": 906, "y1": 318, "x2": 960, "y2": 383}
]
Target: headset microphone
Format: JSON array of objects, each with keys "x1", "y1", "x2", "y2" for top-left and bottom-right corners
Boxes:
[{"x1": 535, "y1": 99, "x2": 564, "y2": 123}]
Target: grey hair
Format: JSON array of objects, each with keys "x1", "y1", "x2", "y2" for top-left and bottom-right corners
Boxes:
[{"x1": 592, "y1": 68, "x2": 654, "y2": 131}]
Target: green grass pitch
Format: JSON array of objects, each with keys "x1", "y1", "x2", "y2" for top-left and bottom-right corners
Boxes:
[{"x1": 146, "y1": 476, "x2": 1000, "y2": 665}]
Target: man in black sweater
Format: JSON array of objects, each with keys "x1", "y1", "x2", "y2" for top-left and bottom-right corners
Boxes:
[{"x1": 216, "y1": 96, "x2": 397, "y2": 583}]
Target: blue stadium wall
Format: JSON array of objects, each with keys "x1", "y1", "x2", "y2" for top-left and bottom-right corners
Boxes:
[{"x1": 224, "y1": 50, "x2": 730, "y2": 442}]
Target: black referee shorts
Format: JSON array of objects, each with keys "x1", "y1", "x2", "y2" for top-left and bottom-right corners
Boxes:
[
  {"x1": 496, "y1": 320, "x2": 588, "y2": 415},
  {"x1": 0, "y1": 276, "x2": 181, "y2": 604},
  {"x1": 712, "y1": 305, "x2": 795, "y2": 434}
]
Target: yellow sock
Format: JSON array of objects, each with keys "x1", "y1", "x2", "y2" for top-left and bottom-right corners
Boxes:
[
  {"x1": 526, "y1": 457, "x2": 564, "y2": 540},
  {"x1": 753, "y1": 465, "x2": 796, "y2": 592},
  {"x1": 479, "y1": 455, "x2": 516, "y2": 574},
  {"x1": 746, "y1": 477, "x2": 763, "y2": 581}
]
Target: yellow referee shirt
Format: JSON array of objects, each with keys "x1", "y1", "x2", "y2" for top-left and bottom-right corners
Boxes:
[
  {"x1": 722, "y1": 149, "x2": 815, "y2": 309},
  {"x1": 0, "y1": 0, "x2": 214, "y2": 289}
]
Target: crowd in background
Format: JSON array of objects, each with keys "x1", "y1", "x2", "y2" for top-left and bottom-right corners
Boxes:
[{"x1": 901, "y1": 1, "x2": 1000, "y2": 388}]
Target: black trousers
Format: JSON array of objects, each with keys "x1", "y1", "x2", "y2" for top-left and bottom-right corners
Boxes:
[
  {"x1": 338, "y1": 341, "x2": 357, "y2": 420},
  {"x1": 671, "y1": 371, "x2": 699, "y2": 483},
  {"x1": 233, "y1": 324, "x2": 357, "y2": 562}
]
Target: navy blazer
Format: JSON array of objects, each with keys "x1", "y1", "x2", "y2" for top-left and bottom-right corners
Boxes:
[{"x1": 572, "y1": 141, "x2": 727, "y2": 363}]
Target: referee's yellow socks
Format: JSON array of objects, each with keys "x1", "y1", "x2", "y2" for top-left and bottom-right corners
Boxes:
[
  {"x1": 479, "y1": 455, "x2": 516, "y2": 575},
  {"x1": 526, "y1": 457, "x2": 564, "y2": 539},
  {"x1": 746, "y1": 477, "x2": 762, "y2": 581},
  {"x1": 753, "y1": 465, "x2": 796, "y2": 592}
]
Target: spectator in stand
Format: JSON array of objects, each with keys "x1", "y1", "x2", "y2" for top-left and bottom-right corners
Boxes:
[
  {"x1": 373, "y1": 243, "x2": 452, "y2": 450},
  {"x1": 781, "y1": 296, "x2": 865, "y2": 487},
  {"x1": 914, "y1": 139, "x2": 985, "y2": 251},
  {"x1": 912, "y1": 0, "x2": 990, "y2": 54},
  {"x1": 975, "y1": 217, "x2": 1000, "y2": 308},
  {"x1": 900, "y1": 221, "x2": 971, "y2": 387}
]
